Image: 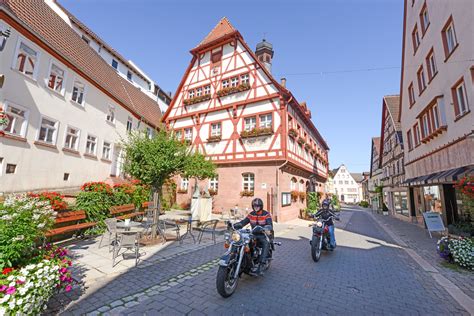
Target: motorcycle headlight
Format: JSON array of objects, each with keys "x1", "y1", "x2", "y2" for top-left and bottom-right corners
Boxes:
[
  {"x1": 316, "y1": 221, "x2": 323, "y2": 228},
  {"x1": 231, "y1": 232, "x2": 241, "y2": 242},
  {"x1": 224, "y1": 233, "x2": 230, "y2": 241}
]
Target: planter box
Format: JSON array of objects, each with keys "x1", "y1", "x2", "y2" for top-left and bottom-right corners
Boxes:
[
  {"x1": 240, "y1": 127, "x2": 273, "y2": 139},
  {"x1": 217, "y1": 83, "x2": 250, "y2": 97},
  {"x1": 207, "y1": 135, "x2": 222, "y2": 143},
  {"x1": 183, "y1": 94, "x2": 211, "y2": 106},
  {"x1": 288, "y1": 129, "x2": 298, "y2": 138}
]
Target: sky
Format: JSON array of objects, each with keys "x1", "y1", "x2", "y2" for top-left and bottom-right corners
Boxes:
[{"x1": 61, "y1": 0, "x2": 404, "y2": 173}]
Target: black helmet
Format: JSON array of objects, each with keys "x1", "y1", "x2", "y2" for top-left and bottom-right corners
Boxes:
[
  {"x1": 251, "y1": 198, "x2": 264, "y2": 212},
  {"x1": 322, "y1": 200, "x2": 330, "y2": 208}
]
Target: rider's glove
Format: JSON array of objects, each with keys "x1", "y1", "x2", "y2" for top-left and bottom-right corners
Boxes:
[
  {"x1": 253, "y1": 226, "x2": 263, "y2": 234},
  {"x1": 233, "y1": 223, "x2": 243, "y2": 229}
]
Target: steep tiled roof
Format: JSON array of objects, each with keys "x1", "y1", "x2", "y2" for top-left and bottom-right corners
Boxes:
[
  {"x1": 351, "y1": 173, "x2": 364, "y2": 183},
  {"x1": 194, "y1": 17, "x2": 237, "y2": 50},
  {"x1": 383, "y1": 95, "x2": 401, "y2": 131},
  {"x1": 372, "y1": 137, "x2": 381, "y2": 155},
  {"x1": 1, "y1": 0, "x2": 162, "y2": 128}
]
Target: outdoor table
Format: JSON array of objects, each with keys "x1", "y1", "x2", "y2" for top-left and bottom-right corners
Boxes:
[
  {"x1": 175, "y1": 218, "x2": 200, "y2": 243},
  {"x1": 117, "y1": 221, "x2": 143, "y2": 231}
]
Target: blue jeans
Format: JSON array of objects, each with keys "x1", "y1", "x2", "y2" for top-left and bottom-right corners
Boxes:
[{"x1": 328, "y1": 225, "x2": 336, "y2": 248}]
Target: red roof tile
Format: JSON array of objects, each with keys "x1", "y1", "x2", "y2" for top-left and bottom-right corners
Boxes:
[
  {"x1": 1, "y1": 0, "x2": 162, "y2": 128},
  {"x1": 194, "y1": 17, "x2": 237, "y2": 50}
]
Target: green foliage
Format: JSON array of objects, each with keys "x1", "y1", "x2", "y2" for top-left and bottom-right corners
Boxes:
[
  {"x1": 0, "y1": 194, "x2": 56, "y2": 268},
  {"x1": 306, "y1": 192, "x2": 320, "y2": 211},
  {"x1": 359, "y1": 200, "x2": 369, "y2": 208},
  {"x1": 182, "y1": 152, "x2": 217, "y2": 180},
  {"x1": 375, "y1": 185, "x2": 383, "y2": 194},
  {"x1": 331, "y1": 195, "x2": 341, "y2": 210},
  {"x1": 448, "y1": 238, "x2": 474, "y2": 270},
  {"x1": 74, "y1": 191, "x2": 113, "y2": 234}
]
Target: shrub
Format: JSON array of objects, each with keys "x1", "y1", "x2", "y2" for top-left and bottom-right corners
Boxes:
[
  {"x1": 0, "y1": 194, "x2": 57, "y2": 269},
  {"x1": 74, "y1": 191, "x2": 113, "y2": 234},
  {"x1": 359, "y1": 201, "x2": 369, "y2": 208},
  {"x1": 27, "y1": 192, "x2": 67, "y2": 211},
  {"x1": 331, "y1": 195, "x2": 341, "y2": 210},
  {"x1": 80, "y1": 182, "x2": 112, "y2": 194},
  {"x1": 448, "y1": 238, "x2": 474, "y2": 270},
  {"x1": 0, "y1": 244, "x2": 73, "y2": 314},
  {"x1": 306, "y1": 192, "x2": 319, "y2": 211}
]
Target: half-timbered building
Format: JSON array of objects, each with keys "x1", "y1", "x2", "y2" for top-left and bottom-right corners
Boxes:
[{"x1": 162, "y1": 18, "x2": 329, "y2": 222}]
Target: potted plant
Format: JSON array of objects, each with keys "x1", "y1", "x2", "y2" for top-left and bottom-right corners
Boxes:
[
  {"x1": 290, "y1": 190, "x2": 299, "y2": 202},
  {"x1": 207, "y1": 135, "x2": 222, "y2": 143},
  {"x1": 208, "y1": 188, "x2": 218, "y2": 196},
  {"x1": 299, "y1": 191, "x2": 306, "y2": 201},
  {"x1": 297, "y1": 137, "x2": 305, "y2": 145},
  {"x1": 240, "y1": 190, "x2": 254, "y2": 197},
  {"x1": 288, "y1": 128, "x2": 298, "y2": 138}
]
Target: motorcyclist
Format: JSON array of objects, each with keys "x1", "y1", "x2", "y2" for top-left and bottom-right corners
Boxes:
[
  {"x1": 231, "y1": 198, "x2": 273, "y2": 275},
  {"x1": 314, "y1": 200, "x2": 339, "y2": 250}
]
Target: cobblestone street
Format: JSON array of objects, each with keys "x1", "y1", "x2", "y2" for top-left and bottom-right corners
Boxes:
[{"x1": 54, "y1": 207, "x2": 471, "y2": 315}]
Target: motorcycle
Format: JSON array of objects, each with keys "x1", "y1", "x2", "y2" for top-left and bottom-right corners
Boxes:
[
  {"x1": 310, "y1": 213, "x2": 339, "y2": 262},
  {"x1": 216, "y1": 223, "x2": 281, "y2": 298}
]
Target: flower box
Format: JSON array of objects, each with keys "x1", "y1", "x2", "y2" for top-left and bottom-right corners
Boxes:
[
  {"x1": 240, "y1": 127, "x2": 273, "y2": 139},
  {"x1": 183, "y1": 94, "x2": 211, "y2": 106},
  {"x1": 310, "y1": 149, "x2": 316, "y2": 155},
  {"x1": 290, "y1": 191, "x2": 299, "y2": 201},
  {"x1": 297, "y1": 137, "x2": 306, "y2": 145},
  {"x1": 288, "y1": 128, "x2": 298, "y2": 138},
  {"x1": 299, "y1": 192, "x2": 306, "y2": 200},
  {"x1": 216, "y1": 83, "x2": 250, "y2": 97},
  {"x1": 177, "y1": 188, "x2": 188, "y2": 194},
  {"x1": 304, "y1": 144, "x2": 311, "y2": 151},
  {"x1": 208, "y1": 188, "x2": 218, "y2": 196},
  {"x1": 207, "y1": 135, "x2": 222, "y2": 143},
  {"x1": 240, "y1": 190, "x2": 254, "y2": 197}
]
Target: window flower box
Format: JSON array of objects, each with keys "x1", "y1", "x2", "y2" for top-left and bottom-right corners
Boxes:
[
  {"x1": 290, "y1": 190, "x2": 299, "y2": 201},
  {"x1": 240, "y1": 127, "x2": 273, "y2": 139},
  {"x1": 304, "y1": 144, "x2": 311, "y2": 151},
  {"x1": 207, "y1": 135, "x2": 222, "y2": 143},
  {"x1": 297, "y1": 137, "x2": 306, "y2": 145},
  {"x1": 310, "y1": 149, "x2": 316, "y2": 155},
  {"x1": 240, "y1": 190, "x2": 254, "y2": 197},
  {"x1": 183, "y1": 94, "x2": 211, "y2": 106},
  {"x1": 177, "y1": 188, "x2": 188, "y2": 194},
  {"x1": 183, "y1": 139, "x2": 192, "y2": 145},
  {"x1": 288, "y1": 128, "x2": 298, "y2": 138},
  {"x1": 208, "y1": 188, "x2": 218, "y2": 196},
  {"x1": 216, "y1": 83, "x2": 250, "y2": 97},
  {"x1": 299, "y1": 191, "x2": 306, "y2": 200}
]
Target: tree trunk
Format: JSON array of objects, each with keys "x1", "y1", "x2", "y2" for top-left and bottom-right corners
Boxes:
[{"x1": 151, "y1": 185, "x2": 163, "y2": 240}]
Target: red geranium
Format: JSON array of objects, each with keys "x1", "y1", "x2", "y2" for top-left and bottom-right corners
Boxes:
[
  {"x1": 2, "y1": 267, "x2": 14, "y2": 275},
  {"x1": 28, "y1": 191, "x2": 68, "y2": 210}
]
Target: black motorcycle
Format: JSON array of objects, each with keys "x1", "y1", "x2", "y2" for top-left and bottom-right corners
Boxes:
[
  {"x1": 216, "y1": 223, "x2": 281, "y2": 298},
  {"x1": 310, "y1": 214, "x2": 339, "y2": 262}
]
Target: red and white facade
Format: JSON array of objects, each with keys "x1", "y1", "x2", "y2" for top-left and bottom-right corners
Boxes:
[{"x1": 163, "y1": 18, "x2": 329, "y2": 222}]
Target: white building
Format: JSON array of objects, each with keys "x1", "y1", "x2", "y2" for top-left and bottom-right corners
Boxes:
[
  {"x1": 0, "y1": 0, "x2": 163, "y2": 194},
  {"x1": 331, "y1": 164, "x2": 363, "y2": 203}
]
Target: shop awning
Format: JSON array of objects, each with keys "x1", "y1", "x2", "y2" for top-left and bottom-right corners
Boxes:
[{"x1": 402, "y1": 165, "x2": 473, "y2": 186}]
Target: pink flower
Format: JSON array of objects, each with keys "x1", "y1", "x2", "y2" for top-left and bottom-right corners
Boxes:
[
  {"x1": 59, "y1": 268, "x2": 68, "y2": 274},
  {"x1": 0, "y1": 285, "x2": 7, "y2": 292},
  {"x1": 65, "y1": 285, "x2": 72, "y2": 292},
  {"x1": 6, "y1": 286, "x2": 16, "y2": 295},
  {"x1": 60, "y1": 275, "x2": 67, "y2": 282},
  {"x1": 16, "y1": 280, "x2": 25, "y2": 285}
]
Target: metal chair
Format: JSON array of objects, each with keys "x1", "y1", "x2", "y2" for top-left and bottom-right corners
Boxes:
[
  {"x1": 158, "y1": 219, "x2": 181, "y2": 243},
  {"x1": 197, "y1": 219, "x2": 219, "y2": 244},
  {"x1": 99, "y1": 218, "x2": 118, "y2": 252},
  {"x1": 112, "y1": 232, "x2": 140, "y2": 267}
]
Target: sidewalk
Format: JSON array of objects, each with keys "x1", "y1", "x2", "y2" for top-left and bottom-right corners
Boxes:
[{"x1": 367, "y1": 209, "x2": 474, "y2": 300}]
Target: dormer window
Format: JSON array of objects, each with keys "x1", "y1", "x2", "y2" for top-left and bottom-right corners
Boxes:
[
  {"x1": 196, "y1": 87, "x2": 202, "y2": 97},
  {"x1": 204, "y1": 85, "x2": 211, "y2": 95},
  {"x1": 231, "y1": 77, "x2": 238, "y2": 87},
  {"x1": 240, "y1": 73, "x2": 249, "y2": 85},
  {"x1": 127, "y1": 70, "x2": 132, "y2": 81},
  {"x1": 189, "y1": 89, "x2": 195, "y2": 98},
  {"x1": 111, "y1": 59, "x2": 118, "y2": 69},
  {"x1": 222, "y1": 79, "x2": 229, "y2": 88}
]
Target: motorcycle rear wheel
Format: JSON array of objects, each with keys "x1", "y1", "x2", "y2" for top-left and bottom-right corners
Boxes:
[
  {"x1": 311, "y1": 236, "x2": 322, "y2": 262},
  {"x1": 216, "y1": 265, "x2": 238, "y2": 298}
]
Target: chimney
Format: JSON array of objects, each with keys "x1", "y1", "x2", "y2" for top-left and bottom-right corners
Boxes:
[{"x1": 280, "y1": 77, "x2": 286, "y2": 88}]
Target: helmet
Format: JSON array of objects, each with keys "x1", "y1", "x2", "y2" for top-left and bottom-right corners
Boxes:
[
  {"x1": 322, "y1": 200, "x2": 330, "y2": 209},
  {"x1": 251, "y1": 198, "x2": 264, "y2": 212}
]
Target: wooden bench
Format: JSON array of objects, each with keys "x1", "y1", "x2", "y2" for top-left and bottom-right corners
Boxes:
[
  {"x1": 110, "y1": 203, "x2": 144, "y2": 220},
  {"x1": 46, "y1": 210, "x2": 96, "y2": 237}
]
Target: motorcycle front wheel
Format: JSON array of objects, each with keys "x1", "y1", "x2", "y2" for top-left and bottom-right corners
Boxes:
[
  {"x1": 311, "y1": 236, "x2": 322, "y2": 262},
  {"x1": 216, "y1": 264, "x2": 239, "y2": 298}
]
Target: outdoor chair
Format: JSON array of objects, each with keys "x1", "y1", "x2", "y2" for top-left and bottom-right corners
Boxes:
[
  {"x1": 99, "y1": 218, "x2": 118, "y2": 252},
  {"x1": 197, "y1": 219, "x2": 219, "y2": 244},
  {"x1": 158, "y1": 219, "x2": 181, "y2": 243},
  {"x1": 112, "y1": 232, "x2": 140, "y2": 267}
]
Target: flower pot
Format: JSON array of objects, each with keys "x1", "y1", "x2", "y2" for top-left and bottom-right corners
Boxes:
[{"x1": 383, "y1": 211, "x2": 389, "y2": 216}]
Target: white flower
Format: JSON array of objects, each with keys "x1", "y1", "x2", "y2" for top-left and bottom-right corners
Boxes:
[
  {"x1": 16, "y1": 298, "x2": 23, "y2": 306},
  {"x1": 0, "y1": 295, "x2": 10, "y2": 304},
  {"x1": 8, "y1": 301, "x2": 15, "y2": 310},
  {"x1": 9, "y1": 282, "x2": 15, "y2": 287},
  {"x1": 0, "y1": 306, "x2": 6, "y2": 316},
  {"x1": 13, "y1": 235, "x2": 24, "y2": 241},
  {"x1": 19, "y1": 287, "x2": 28, "y2": 296},
  {"x1": 37, "y1": 223, "x2": 45, "y2": 229},
  {"x1": 7, "y1": 275, "x2": 15, "y2": 281}
]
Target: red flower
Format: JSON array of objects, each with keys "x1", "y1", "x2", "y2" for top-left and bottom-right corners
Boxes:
[{"x1": 2, "y1": 267, "x2": 13, "y2": 275}]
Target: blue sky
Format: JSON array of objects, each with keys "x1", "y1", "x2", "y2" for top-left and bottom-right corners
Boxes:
[{"x1": 61, "y1": 0, "x2": 403, "y2": 173}]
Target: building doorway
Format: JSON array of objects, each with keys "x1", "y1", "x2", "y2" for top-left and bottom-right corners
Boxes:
[
  {"x1": 111, "y1": 145, "x2": 123, "y2": 177},
  {"x1": 341, "y1": 194, "x2": 345, "y2": 202}
]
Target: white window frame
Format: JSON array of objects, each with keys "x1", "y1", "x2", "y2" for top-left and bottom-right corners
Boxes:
[
  {"x1": 211, "y1": 123, "x2": 221, "y2": 136},
  {"x1": 222, "y1": 79, "x2": 229, "y2": 88},
  {"x1": 71, "y1": 77, "x2": 86, "y2": 106},
  {"x1": 106, "y1": 106, "x2": 116, "y2": 124},
  {"x1": 196, "y1": 87, "x2": 202, "y2": 97},
  {"x1": 126, "y1": 116, "x2": 133, "y2": 132},
  {"x1": 64, "y1": 125, "x2": 81, "y2": 150},
  {"x1": 432, "y1": 105, "x2": 440, "y2": 130},
  {"x1": 184, "y1": 128, "x2": 193, "y2": 140},
  {"x1": 427, "y1": 52, "x2": 437, "y2": 79},
  {"x1": 102, "y1": 141, "x2": 112, "y2": 160},
  {"x1": 37, "y1": 116, "x2": 59, "y2": 145},
  {"x1": 244, "y1": 116, "x2": 256, "y2": 131},
  {"x1": 12, "y1": 38, "x2": 41, "y2": 80},
  {"x1": 454, "y1": 81, "x2": 469, "y2": 116},
  {"x1": 2, "y1": 102, "x2": 29, "y2": 137},
  {"x1": 259, "y1": 113, "x2": 272, "y2": 129},
  {"x1": 204, "y1": 85, "x2": 211, "y2": 95},
  {"x1": 418, "y1": 67, "x2": 426, "y2": 92},
  {"x1": 409, "y1": 83, "x2": 415, "y2": 105},
  {"x1": 240, "y1": 73, "x2": 249, "y2": 85},
  {"x1": 446, "y1": 23, "x2": 457, "y2": 54},
  {"x1": 181, "y1": 178, "x2": 189, "y2": 190},
  {"x1": 290, "y1": 178, "x2": 297, "y2": 191},
  {"x1": 175, "y1": 129, "x2": 182, "y2": 140},
  {"x1": 85, "y1": 134, "x2": 98, "y2": 156},
  {"x1": 46, "y1": 60, "x2": 67, "y2": 95},
  {"x1": 242, "y1": 173, "x2": 255, "y2": 192},
  {"x1": 188, "y1": 89, "x2": 195, "y2": 98},
  {"x1": 230, "y1": 77, "x2": 238, "y2": 87},
  {"x1": 209, "y1": 177, "x2": 218, "y2": 190}
]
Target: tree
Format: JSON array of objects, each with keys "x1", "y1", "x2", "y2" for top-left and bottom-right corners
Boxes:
[{"x1": 122, "y1": 130, "x2": 216, "y2": 238}]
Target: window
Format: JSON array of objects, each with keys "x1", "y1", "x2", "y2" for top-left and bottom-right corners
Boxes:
[
  {"x1": 63, "y1": 173, "x2": 70, "y2": 181},
  {"x1": 426, "y1": 49, "x2": 437, "y2": 80},
  {"x1": 209, "y1": 177, "x2": 218, "y2": 190},
  {"x1": 102, "y1": 141, "x2": 111, "y2": 160},
  {"x1": 244, "y1": 116, "x2": 256, "y2": 131},
  {"x1": 414, "y1": 123, "x2": 421, "y2": 146},
  {"x1": 412, "y1": 25, "x2": 420, "y2": 53},
  {"x1": 180, "y1": 178, "x2": 189, "y2": 190},
  {"x1": 111, "y1": 59, "x2": 118, "y2": 69},
  {"x1": 127, "y1": 70, "x2": 132, "y2": 81},
  {"x1": 64, "y1": 126, "x2": 80, "y2": 150},
  {"x1": 240, "y1": 73, "x2": 249, "y2": 85},
  {"x1": 417, "y1": 66, "x2": 426, "y2": 94},
  {"x1": 184, "y1": 128, "x2": 192, "y2": 140},
  {"x1": 421, "y1": 113, "x2": 431, "y2": 138},
  {"x1": 189, "y1": 89, "x2": 195, "y2": 98},
  {"x1": 344, "y1": 181, "x2": 349, "y2": 185},
  {"x1": 432, "y1": 105, "x2": 440, "y2": 130},
  {"x1": 71, "y1": 80, "x2": 85, "y2": 105},
  {"x1": 196, "y1": 87, "x2": 202, "y2": 97},
  {"x1": 222, "y1": 79, "x2": 229, "y2": 88},
  {"x1": 408, "y1": 83, "x2": 415, "y2": 106},
  {"x1": 146, "y1": 127, "x2": 153, "y2": 139},
  {"x1": 339, "y1": 180, "x2": 343, "y2": 185},
  {"x1": 230, "y1": 77, "x2": 238, "y2": 87},
  {"x1": 420, "y1": 4, "x2": 430, "y2": 34},
  {"x1": 81, "y1": 35, "x2": 90, "y2": 44},
  {"x1": 299, "y1": 180, "x2": 304, "y2": 192},
  {"x1": 175, "y1": 130, "x2": 182, "y2": 140},
  {"x1": 47, "y1": 63, "x2": 65, "y2": 93},
  {"x1": 6, "y1": 164, "x2": 16, "y2": 174},
  {"x1": 407, "y1": 130, "x2": 413, "y2": 151},
  {"x1": 38, "y1": 117, "x2": 58, "y2": 144},
  {"x1": 211, "y1": 123, "x2": 221, "y2": 136},
  {"x1": 204, "y1": 85, "x2": 211, "y2": 95},
  {"x1": 452, "y1": 79, "x2": 469, "y2": 117},
  {"x1": 290, "y1": 177, "x2": 297, "y2": 190},
  {"x1": 211, "y1": 51, "x2": 222, "y2": 63},
  {"x1": 15, "y1": 41, "x2": 38, "y2": 78},
  {"x1": 282, "y1": 193, "x2": 291, "y2": 207},
  {"x1": 106, "y1": 106, "x2": 115, "y2": 124},
  {"x1": 126, "y1": 117, "x2": 133, "y2": 132},
  {"x1": 86, "y1": 135, "x2": 97, "y2": 155},
  {"x1": 242, "y1": 173, "x2": 255, "y2": 192},
  {"x1": 3, "y1": 103, "x2": 28, "y2": 137},
  {"x1": 259, "y1": 113, "x2": 272, "y2": 129},
  {"x1": 442, "y1": 17, "x2": 458, "y2": 59}
]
